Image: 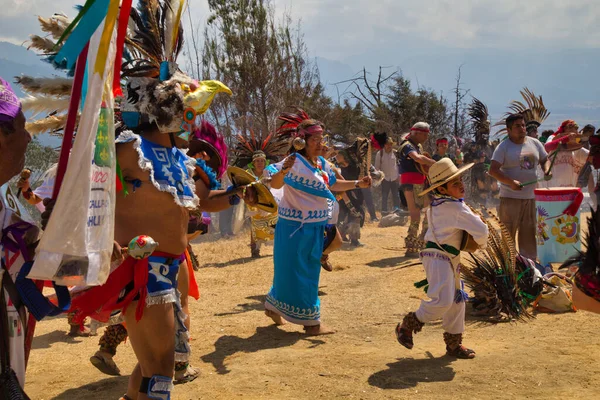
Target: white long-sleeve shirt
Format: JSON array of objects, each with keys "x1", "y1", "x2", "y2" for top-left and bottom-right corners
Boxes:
[
  {"x1": 375, "y1": 150, "x2": 399, "y2": 181},
  {"x1": 425, "y1": 200, "x2": 488, "y2": 250}
]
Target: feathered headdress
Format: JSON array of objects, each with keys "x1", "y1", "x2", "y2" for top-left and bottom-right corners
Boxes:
[
  {"x1": 120, "y1": 0, "x2": 231, "y2": 137},
  {"x1": 188, "y1": 120, "x2": 228, "y2": 179},
  {"x1": 233, "y1": 130, "x2": 289, "y2": 168},
  {"x1": 495, "y1": 88, "x2": 550, "y2": 134},
  {"x1": 338, "y1": 137, "x2": 385, "y2": 186},
  {"x1": 467, "y1": 97, "x2": 490, "y2": 141},
  {"x1": 461, "y1": 208, "x2": 534, "y2": 321},
  {"x1": 562, "y1": 209, "x2": 600, "y2": 304},
  {"x1": 276, "y1": 107, "x2": 323, "y2": 151}
]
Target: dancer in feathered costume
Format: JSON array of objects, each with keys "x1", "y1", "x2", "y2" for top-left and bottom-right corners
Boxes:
[
  {"x1": 233, "y1": 130, "x2": 288, "y2": 257},
  {"x1": 335, "y1": 137, "x2": 384, "y2": 246},
  {"x1": 262, "y1": 108, "x2": 372, "y2": 334},
  {"x1": 54, "y1": 2, "x2": 236, "y2": 399},
  {"x1": 562, "y1": 210, "x2": 600, "y2": 313},
  {"x1": 463, "y1": 97, "x2": 499, "y2": 207}
]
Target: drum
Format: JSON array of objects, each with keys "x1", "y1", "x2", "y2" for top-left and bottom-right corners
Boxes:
[{"x1": 534, "y1": 187, "x2": 583, "y2": 266}]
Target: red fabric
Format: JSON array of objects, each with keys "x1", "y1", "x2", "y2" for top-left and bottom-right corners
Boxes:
[
  {"x1": 544, "y1": 135, "x2": 569, "y2": 152},
  {"x1": 401, "y1": 172, "x2": 426, "y2": 185},
  {"x1": 112, "y1": 0, "x2": 133, "y2": 97},
  {"x1": 534, "y1": 187, "x2": 583, "y2": 216},
  {"x1": 436, "y1": 138, "x2": 448, "y2": 145},
  {"x1": 411, "y1": 127, "x2": 430, "y2": 133},
  {"x1": 185, "y1": 249, "x2": 200, "y2": 300},
  {"x1": 68, "y1": 251, "x2": 177, "y2": 324},
  {"x1": 115, "y1": 174, "x2": 123, "y2": 192},
  {"x1": 563, "y1": 189, "x2": 584, "y2": 216}
]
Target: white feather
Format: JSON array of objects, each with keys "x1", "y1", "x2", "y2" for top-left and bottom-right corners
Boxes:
[
  {"x1": 164, "y1": 0, "x2": 184, "y2": 58},
  {"x1": 16, "y1": 76, "x2": 73, "y2": 97},
  {"x1": 21, "y1": 95, "x2": 70, "y2": 117}
]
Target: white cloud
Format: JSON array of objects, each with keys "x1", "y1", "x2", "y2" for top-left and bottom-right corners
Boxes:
[
  {"x1": 1, "y1": 0, "x2": 598, "y2": 62},
  {"x1": 272, "y1": 0, "x2": 600, "y2": 60}
]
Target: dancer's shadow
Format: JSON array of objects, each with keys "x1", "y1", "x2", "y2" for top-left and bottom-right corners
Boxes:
[
  {"x1": 368, "y1": 353, "x2": 455, "y2": 389},
  {"x1": 203, "y1": 255, "x2": 272, "y2": 269},
  {"x1": 201, "y1": 325, "x2": 325, "y2": 374},
  {"x1": 366, "y1": 256, "x2": 417, "y2": 268},
  {"x1": 214, "y1": 295, "x2": 265, "y2": 316},
  {"x1": 52, "y1": 376, "x2": 129, "y2": 399},
  {"x1": 32, "y1": 329, "x2": 83, "y2": 349}
]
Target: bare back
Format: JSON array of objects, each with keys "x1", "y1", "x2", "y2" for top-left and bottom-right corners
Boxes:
[{"x1": 115, "y1": 141, "x2": 189, "y2": 255}]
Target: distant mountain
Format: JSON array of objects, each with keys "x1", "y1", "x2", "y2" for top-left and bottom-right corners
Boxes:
[{"x1": 317, "y1": 46, "x2": 600, "y2": 133}]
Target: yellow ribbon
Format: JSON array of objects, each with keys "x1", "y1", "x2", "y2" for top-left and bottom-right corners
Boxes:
[{"x1": 94, "y1": 0, "x2": 120, "y2": 76}]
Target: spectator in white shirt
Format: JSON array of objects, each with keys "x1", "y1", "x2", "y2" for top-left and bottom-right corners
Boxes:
[{"x1": 375, "y1": 136, "x2": 401, "y2": 214}]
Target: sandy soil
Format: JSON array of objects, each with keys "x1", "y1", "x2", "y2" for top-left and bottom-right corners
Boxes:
[{"x1": 25, "y1": 218, "x2": 600, "y2": 400}]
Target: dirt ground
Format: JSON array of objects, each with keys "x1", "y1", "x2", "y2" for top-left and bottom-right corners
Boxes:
[{"x1": 25, "y1": 217, "x2": 600, "y2": 400}]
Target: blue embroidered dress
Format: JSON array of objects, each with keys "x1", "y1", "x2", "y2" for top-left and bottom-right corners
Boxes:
[{"x1": 263, "y1": 154, "x2": 337, "y2": 325}]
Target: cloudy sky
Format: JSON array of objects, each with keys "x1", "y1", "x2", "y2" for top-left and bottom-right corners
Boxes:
[
  {"x1": 1, "y1": 0, "x2": 598, "y2": 60},
  {"x1": 1, "y1": 0, "x2": 599, "y2": 127}
]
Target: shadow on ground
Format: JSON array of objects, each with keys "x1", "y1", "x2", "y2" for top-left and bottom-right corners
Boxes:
[
  {"x1": 201, "y1": 325, "x2": 326, "y2": 374},
  {"x1": 202, "y1": 255, "x2": 272, "y2": 269},
  {"x1": 32, "y1": 329, "x2": 83, "y2": 350},
  {"x1": 52, "y1": 376, "x2": 129, "y2": 399},
  {"x1": 366, "y1": 256, "x2": 419, "y2": 268},
  {"x1": 368, "y1": 353, "x2": 455, "y2": 389}
]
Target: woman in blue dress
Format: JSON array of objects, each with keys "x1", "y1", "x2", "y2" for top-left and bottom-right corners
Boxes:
[{"x1": 264, "y1": 109, "x2": 372, "y2": 335}]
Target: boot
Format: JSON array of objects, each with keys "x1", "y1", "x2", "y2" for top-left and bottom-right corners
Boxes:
[
  {"x1": 395, "y1": 312, "x2": 424, "y2": 349},
  {"x1": 443, "y1": 332, "x2": 476, "y2": 359}
]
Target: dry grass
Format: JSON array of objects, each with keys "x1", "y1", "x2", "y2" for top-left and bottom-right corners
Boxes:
[{"x1": 26, "y1": 218, "x2": 600, "y2": 399}]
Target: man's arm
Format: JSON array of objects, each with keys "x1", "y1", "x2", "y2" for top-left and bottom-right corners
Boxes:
[
  {"x1": 408, "y1": 151, "x2": 435, "y2": 166},
  {"x1": 488, "y1": 160, "x2": 522, "y2": 191}
]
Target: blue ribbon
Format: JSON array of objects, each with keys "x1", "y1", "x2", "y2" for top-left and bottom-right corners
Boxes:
[{"x1": 53, "y1": 0, "x2": 111, "y2": 70}]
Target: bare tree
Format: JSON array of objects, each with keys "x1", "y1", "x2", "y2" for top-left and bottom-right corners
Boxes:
[{"x1": 452, "y1": 64, "x2": 470, "y2": 139}]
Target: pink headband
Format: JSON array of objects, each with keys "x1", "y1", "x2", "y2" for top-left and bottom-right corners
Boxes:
[{"x1": 298, "y1": 124, "x2": 323, "y2": 136}]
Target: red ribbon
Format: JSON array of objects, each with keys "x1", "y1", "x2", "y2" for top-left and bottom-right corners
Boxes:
[
  {"x1": 563, "y1": 188, "x2": 584, "y2": 217},
  {"x1": 112, "y1": 0, "x2": 133, "y2": 97}
]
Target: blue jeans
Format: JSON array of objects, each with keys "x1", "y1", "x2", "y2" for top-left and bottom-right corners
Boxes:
[{"x1": 381, "y1": 179, "x2": 401, "y2": 212}]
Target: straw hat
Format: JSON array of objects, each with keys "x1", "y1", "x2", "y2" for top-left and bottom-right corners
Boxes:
[{"x1": 418, "y1": 158, "x2": 474, "y2": 196}]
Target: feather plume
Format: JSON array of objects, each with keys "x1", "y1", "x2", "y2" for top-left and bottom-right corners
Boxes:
[
  {"x1": 461, "y1": 207, "x2": 533, "y2": 321},
  {"x1": 15, "y1": 76, "x2": 72, "y2": 97},
  {"x1": 276, "y1": 108, "x2": 311, "y2": 136},
  {"x1": 28, "y1": 35, "x2": 56, "y2": 53},
  {"x1": 25, "y1": 114, "x2": 76, "y2": 135},
  {"x1": 20, "y1": 95, "x2": 70, "y2": 117},
  {"x1": 190, "y1": 120, "x2": 228, "y2": 178},
  {"x1": 123, "y1": 0, "x2": 185, "y2": 78},
  {"x1": 495, "y1": 88, "x2": 550, "y2": 133},
  {"x1": 233, "y1": 129, "x2": 289, "y2": 168},
  {"x1": 468, "y1": 97, "x2": 490, "y2": 141},
  {"x1": 38, "y1": 14, "x2": 69, "y2": 40}
]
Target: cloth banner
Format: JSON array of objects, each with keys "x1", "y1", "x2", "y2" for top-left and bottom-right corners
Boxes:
[
  {"x1": 29, "y1": 13, "x2": 118, "y2": 287},
  {"x1": 535, "y1": 187, "x2": 582, "y2": 266}
]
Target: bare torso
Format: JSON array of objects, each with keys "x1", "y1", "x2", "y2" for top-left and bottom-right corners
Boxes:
[{"x1": 115, "y1": 140, "x2": 189, "y2": 255}]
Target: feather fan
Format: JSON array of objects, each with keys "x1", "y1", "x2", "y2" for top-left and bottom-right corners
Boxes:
[
  {"x1": 20, "y1": 95, "x2": 70, "y2": 117},
  {"x1": 461, "y1": 207, "x2": 533, "y2": 321}
]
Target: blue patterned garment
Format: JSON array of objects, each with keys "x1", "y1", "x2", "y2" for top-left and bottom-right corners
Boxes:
[
  {"x1": 116, "y1": 130, "x2": 199, "y2": 209},
  {"x1": 265, "y1": 154, "x2": 337, "y2": 225},
  {"x1": 263, "y1": 154, "x2": 339, "y2": 326}
]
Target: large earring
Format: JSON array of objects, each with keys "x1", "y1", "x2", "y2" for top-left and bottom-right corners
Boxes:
[{"x1": 293, "y1": 137, "x2": 306, "y2": 150}]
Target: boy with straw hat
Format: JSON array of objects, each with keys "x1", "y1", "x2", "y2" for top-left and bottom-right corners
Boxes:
[{"x1": 395, "y1": 158, "x2": 488, "y2": 359}]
